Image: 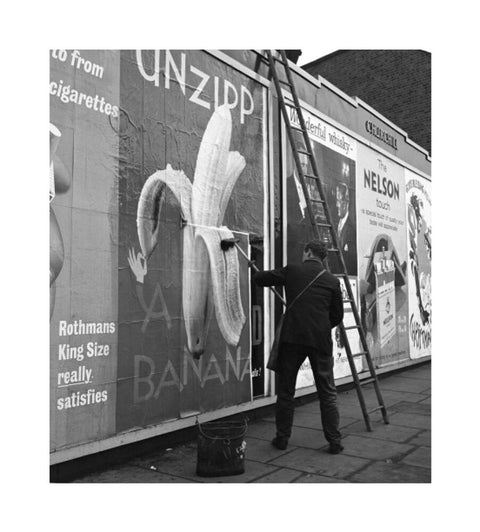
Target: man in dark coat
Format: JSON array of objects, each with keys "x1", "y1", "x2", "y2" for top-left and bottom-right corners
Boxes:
[{"x1": 254, "y1": 240, "x2": 345, "y2": 453}]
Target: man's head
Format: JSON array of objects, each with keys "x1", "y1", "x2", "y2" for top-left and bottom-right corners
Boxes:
[
  {"x1": 303, "y1": 240, "x2": 327, "y2": 262},
  {"x1": 336, "y1": 183, "x2": 349, "y2": 219}
]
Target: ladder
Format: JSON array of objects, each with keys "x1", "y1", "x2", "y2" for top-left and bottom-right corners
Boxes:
[{"x1": 266, "y1": 50, "x2": 389, "y2": 431}]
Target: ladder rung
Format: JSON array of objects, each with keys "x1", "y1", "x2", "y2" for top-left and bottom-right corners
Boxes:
[
  {"x1": 352, "y1": 351, "x2": 368, "y2": 358},
  {"x1": 334, "y1": 273, "x2": 348, "y2": 278},
  {"x1": 310, "y1": 198, "x2": 326, "y2": 204},
  {"x1": 359, "y1": 377, "x2": 376, "y2": 386},
  {"x1": 343, "y1": 325, "x2": 360, "y2": 331},
  {"x1": 303, "y1": 173, "x2": 319, "y2": 180},
  {"x1": 315, "y1": 222, "x2": 331, "y2": 228},
  {"x1": 343, "y1": 298, "x2": 354, "y2": 303},
  {"x1": 273, "y1": 55, "x2": 287, "y2": 66},
  {"x1": 327, "y1": 248, "x2": 339, "y2": 253},
  {"x1": 278, "y1": 79, "x2": 292, "y2": 87},
  {"x1": 297, "y1": 149, "x2": 312, "y2": 156},
  {"x1": 367, "y1": 406, "x2": 385, "y2": 415}
]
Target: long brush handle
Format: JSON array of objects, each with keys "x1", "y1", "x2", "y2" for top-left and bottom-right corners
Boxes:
[{"x1": 234, "y1": 242, "x2": 286, "y2": 306}]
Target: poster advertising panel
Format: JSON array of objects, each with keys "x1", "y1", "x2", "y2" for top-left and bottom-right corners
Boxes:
[
  {"x1": 50, "y1": 50, "x2": 120, "y2": 450},
  {"x1": 356, "y1": 145, "x2": 409, "y2": 367},
  {"x1": 50, "y1": 50, "x2": 268, "y2": 453},
  {"x1": 405, "y1": 170, "x2": 432, "y2": 359},
  {"x1": 283, "y1": 104, "x2": 361, "y2": 387}
]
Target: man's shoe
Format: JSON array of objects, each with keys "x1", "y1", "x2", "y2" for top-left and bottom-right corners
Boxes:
[
  {"x1": 271, "y1": 437, "x2": 288, "y2": 450},
  {"x1": 328, "y1": 443, "x2": 344, "y2": 455}
]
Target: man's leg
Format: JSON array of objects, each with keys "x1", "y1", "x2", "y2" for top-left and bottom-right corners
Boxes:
[
  {"x1": 308, "y1": 353, "x2": 342, "y2": 449},
  {"x1": 275, "y1": 343, "x2": 305, "y2": 444}
]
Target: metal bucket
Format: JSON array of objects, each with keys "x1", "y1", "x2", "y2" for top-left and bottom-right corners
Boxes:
[{"x1": 196, "y1": 420, "x2": 247, "y2": 477}]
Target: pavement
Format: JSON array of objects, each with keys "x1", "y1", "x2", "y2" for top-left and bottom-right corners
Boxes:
[{"x1": 73, "y1": 362, "x2": 431, "y2": 483}]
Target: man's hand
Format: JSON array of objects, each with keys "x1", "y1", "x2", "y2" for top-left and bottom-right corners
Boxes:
[{"x1": 128, "y1": 248, "x2": 147, "y2": 284}]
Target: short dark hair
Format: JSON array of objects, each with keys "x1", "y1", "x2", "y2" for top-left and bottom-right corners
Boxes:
[{"x1": 304, "y1": 240, "x2": 327, "y2": 260}]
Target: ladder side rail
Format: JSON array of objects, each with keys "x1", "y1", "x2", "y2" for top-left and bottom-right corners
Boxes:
[
  {"x1": 271, "y1": 50, "x2": 389, "y2": 428},
  {"x1": 266, "y1": 52, "x2": 322, "y2": 242},
  {"x1": 278, "y1": 52, "x2": 351, "y2": 268},
  {"x1": 339, "y1": 324, "x2": 372, "y2": 431}
]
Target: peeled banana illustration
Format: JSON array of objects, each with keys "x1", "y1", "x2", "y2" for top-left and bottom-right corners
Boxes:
[{"x1": 137, "y1": 105, "x2": 247, "y2": 357}]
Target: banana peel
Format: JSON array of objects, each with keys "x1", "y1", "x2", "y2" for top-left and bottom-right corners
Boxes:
[{"x1": 137, "y1": 105, "x2": 247, "y2": 357}]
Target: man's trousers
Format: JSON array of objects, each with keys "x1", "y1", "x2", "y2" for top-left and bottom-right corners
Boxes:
[{"x1": 275, "y1": 342, "x2": 342, "y2": 445}]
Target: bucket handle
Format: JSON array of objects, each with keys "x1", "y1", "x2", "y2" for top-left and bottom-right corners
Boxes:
[{"x1": 197, "y1": 418, "x2": 248, "y2": 440}]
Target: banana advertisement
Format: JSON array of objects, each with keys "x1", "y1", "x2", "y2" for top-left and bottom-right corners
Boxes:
[{"x1": 50, "y1": 50, "x2": 267, "y2": 451}]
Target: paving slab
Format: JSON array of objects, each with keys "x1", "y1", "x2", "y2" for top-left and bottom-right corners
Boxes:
[
  {"x1": 349, "y1": 461, "x2": 431, "y2": 483},
  {"x1": 400, "y1": 369, "x2": 431, "y2": 380},
  {"x1": 244, "y1": 436, "x2": 296, "y2": 463},
  {"x1": 293, "y1": 473, "x2": 348, "y2": 483},
  {"x1": 244, "y1": 420, "x2": 276, "y2": 441},
  {"x1": 247, "y1": 419, "x2": 325, "y2": 449},
  {"x1": 130, "y1": 442, "x2": 278, "y2": 483},
  {"x1": 73, "y1": 464, "x2": 193, "y2": 483},
  {"x1": 389, "y1": 412, "x2": 431, "y2": 430},
  {"x1": 407, "y1": 430, "x2": 431, "y2": 447},
  {"x1": 379, "y1": 377, "x2": 431, "y2": 394},
  {"x1": 402, "y1": 446, "x2": 431, "y2": 469},
  {"x1": 341, "y1": 434, "x2": 414, "y2": 461},
  {"x1": 342, "y1": 419, "x2": 421, "y2": 443},
  {"x1": 261, "y1": 410, "x2": 322, "y2": 430},
  {"x1": 288, "y1": 426, "x2": 326, "y2": 449},
  {"x1": 251, "y1": 468, "x2": 303, "y2": 483},
  {"x1": 269, "y1": 447, "x2": 370, "y2": 479},
  {"x1": 337, "y1": 389, "x2": 428, "y2": 414},
  {"x1": 389, "y1": 401, "x2": 431, "y2": 416},
  {"x1": 290, "y1": 405, "x2": 359, "y2": 428}
]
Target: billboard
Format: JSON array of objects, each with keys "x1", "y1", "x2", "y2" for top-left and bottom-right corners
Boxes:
[
  {"x1": 283, "y1": 105, "x2": 361, "y2": 387},
  {"x1": 285, "y1": 105, "x2": 357, "y2": 277},
  {"x1": 405, "y1": 170, "x2": 432, "y2": 359},
  {"x1": 356, "y1": 145, "x2": 409, "y2": 367},
  {"x1": 50, "y1": 50, "x2": 268, "y2": 451}
]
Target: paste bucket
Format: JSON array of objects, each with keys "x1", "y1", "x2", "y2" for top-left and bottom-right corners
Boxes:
[{"x1": 196, "y1": 419, "x2": 247, "y2": 477}]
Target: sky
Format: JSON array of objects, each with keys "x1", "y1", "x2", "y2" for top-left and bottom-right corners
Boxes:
[{"x1": 298, "y1": 49, "x2": 336, "y2": 66}]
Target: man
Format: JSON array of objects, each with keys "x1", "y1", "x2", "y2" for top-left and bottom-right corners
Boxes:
[
  {"x1": 335, "y1": 182, "x2": 356, "y2": 275},
  {"x1": 254, "y1": 240, "x2": 345, "y2": 454}
]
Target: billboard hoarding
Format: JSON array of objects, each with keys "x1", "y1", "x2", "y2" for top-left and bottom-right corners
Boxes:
[
  {"x1": 405, "y1": 170, "x2": 432, "y2": 359},
  {"x1": 356, "y1": 146, "x2": 409, "y2": 367},
  {"x1": 50, "y1": 50, "x2": 268, "y2": 451}
]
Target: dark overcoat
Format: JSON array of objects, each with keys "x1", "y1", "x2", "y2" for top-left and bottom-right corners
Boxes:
[{"x1": 254, "y1": 259, "x2": 344, "y2": 356}]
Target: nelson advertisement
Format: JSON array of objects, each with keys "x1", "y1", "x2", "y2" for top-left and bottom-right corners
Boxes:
[
  {"x1": 356, "y1": 145, "x2": 409, "y2": 367},
  {"x1": 50, "y1": 50, "x2": 267, "y2": 452},
  {"x1": 283, "y1": 105, "x2": 362, "y2": 387},
  {"x1": 405, "y1": 170, "x2": 431, "y2": 359}
]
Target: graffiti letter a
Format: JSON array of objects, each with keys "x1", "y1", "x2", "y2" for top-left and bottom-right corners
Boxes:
[{"x1": 136, "y1": 283, "x2": 172, "y2": 333}]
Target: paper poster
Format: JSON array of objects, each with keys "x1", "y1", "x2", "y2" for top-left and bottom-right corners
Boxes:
[
  {"x1": 50, "y1": 50, "x2": 268, "y2": 451},
  {"x1": 356, "y1": 145, "x2": 409, "y2": 367},
  {"x1": 405, "y1": 170, "x2": 432, "y2": 359}
]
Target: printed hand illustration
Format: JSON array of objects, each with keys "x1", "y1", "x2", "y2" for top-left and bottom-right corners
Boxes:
[
  {"x1": 136, "y1": 104, "x2": 247, "y2": 356},
  {"x1": 50, "y1": 123, "x2": 72, "y2": 319},
  {"x1": 128, "y1": 248, "x2": 147, "y2": 284}
]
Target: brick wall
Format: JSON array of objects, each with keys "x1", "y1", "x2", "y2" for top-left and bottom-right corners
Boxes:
[{"x1": 303, "y1": 50, "x2": 431, "y2": 154}]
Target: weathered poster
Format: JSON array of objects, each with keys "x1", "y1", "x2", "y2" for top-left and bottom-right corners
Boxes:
[
  {"x1": 284, "y1": 105, "x2": 359, "y2": 388},
  {"x1": 116, "y1": 51, "x2": 267, "y2": 431},
  {"x1": 356, "y1": 146, "x2": 409, "y2": 366},
  {"x1": 405, "y1": 170, "x2": 432, "y2": 359},
  {"x1": 50, "y1": 50, "x2": 120, "y2": 450},
  {"x1": 332, "y1": 278, "x2": 363, "y2": 378},
  {"x1": 50, "y1": 50, "x2": 268, "y2": 452},
  {"x1": 285, "y1": 106, "x2": 357, "y2": 276}
]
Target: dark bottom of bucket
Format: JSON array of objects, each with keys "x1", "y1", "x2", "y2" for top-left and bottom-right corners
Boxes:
[{"x1": 196, "y1": 463, "x2": 245, "y2": 477}]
